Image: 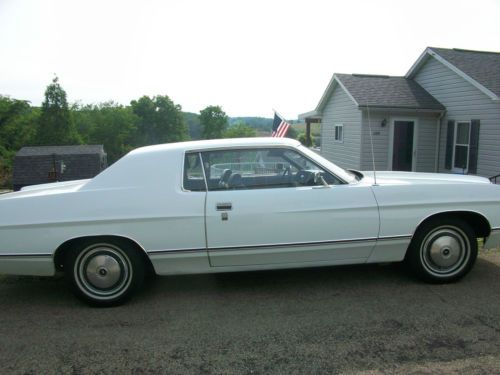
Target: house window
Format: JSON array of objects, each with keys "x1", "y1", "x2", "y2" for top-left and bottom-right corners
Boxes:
[
  {"x1": 453, "y1": 121, "x2": 470, "y2": 172},
  {"x1": 334, "y1": 124, "x2": 343, "y2": 142}
]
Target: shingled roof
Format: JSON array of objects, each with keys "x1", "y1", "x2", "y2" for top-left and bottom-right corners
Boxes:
[
  {"x1": 334, "y1": 73, "x2": 445, "y2": 110},
  {"x1": 16, "y1": 145, "x2": 105, "y2": 157},
  {"x1": 429, "y1": 48, "x2": 500, "y2": 98},
  {"x1": 406, "y1": 47, "x2": 500, "y2": 100}
]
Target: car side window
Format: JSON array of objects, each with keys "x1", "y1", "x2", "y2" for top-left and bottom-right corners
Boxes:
[
  {"x1": 183, "y1": 153, "x2": 206, "y2": 191},
  {"x1": 201, "y1": 148, "x2": 342, "y2": 191}
]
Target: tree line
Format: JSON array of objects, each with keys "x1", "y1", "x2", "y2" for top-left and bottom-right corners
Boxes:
[{"x1": 1, "y1": 77, "x2": 300, "y2": 188}]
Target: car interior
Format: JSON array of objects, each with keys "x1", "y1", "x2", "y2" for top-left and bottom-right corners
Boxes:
[{"x1": 183, "y1": 148, "x2": 342, "y2": 191}]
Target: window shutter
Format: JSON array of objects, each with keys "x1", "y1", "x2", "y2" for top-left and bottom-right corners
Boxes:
[
  {"x1": 445, "y1": 120, "x2": 454, "y2": 170},
  {"x1": 468, "y1": 119, "x2": 480, "y2": 174}
]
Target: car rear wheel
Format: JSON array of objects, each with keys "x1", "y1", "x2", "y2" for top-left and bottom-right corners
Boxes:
[
  {"x1": 64, "y1": 239, "x2": 144, "y2": 306},
  {"x1": 406, "y1": 218, "x2": 477, "y2": 283}
]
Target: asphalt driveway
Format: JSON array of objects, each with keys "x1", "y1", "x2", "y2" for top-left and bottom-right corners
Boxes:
[{"x1": 0, "y1": 250, "x2": 499, "y2": 374}]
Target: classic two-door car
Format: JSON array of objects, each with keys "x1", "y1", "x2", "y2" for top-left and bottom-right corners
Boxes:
[{"x1": 1, "y1": 137, "x2": 500, "y2": 306}]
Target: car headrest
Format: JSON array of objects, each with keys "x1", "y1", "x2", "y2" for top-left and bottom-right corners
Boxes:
[{"x1": 218, "y1": 169, "x2": 232, "y2": 188}]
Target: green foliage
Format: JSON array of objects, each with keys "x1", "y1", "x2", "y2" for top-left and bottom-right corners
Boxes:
[
  {"x1": 296, "y1": 131, "x2": 320, "y2": 147},
  {"x1": 0, "y1": 96, "x2": 39, "y2": 187},
  {"x1": 0, "y1": 96, "x2": 38, "y2": 151},
  {"x1": 36, "y1": 77, "x2": 81, "y2": 145},
  {"x1": 130, "y1": 95, "x2": 188, "y2": 146},
  {"x1": 200, "y1": 105, "x2": 228, "y2": 139},
  {"x1": 291, "y1": 122, "x2": 321, "y2": 136},
  {"x1": 297, "y1": 132, "x2": 307, "y2": 145},
  {"x1": 73, "y1": 102, "x2": 138, "y2": 164},
  {"x1": 1, "y1": 79, "x2": 320, "y2": 188},
  {"x1": 227, "y1": 117, "x2": 304, "y2": 138},
  {"x1": 183, "y1": 112, "x2": 202, "y2": 140},
  {"x1": 228, "y1": 117, "x2": 273, "y2": 131},
  {"x1": 286, "y1": 126, "x2": 298, "y2": 140},
  {"x1": 224, "y1": 122, "x2": 257, "y2": 138}
]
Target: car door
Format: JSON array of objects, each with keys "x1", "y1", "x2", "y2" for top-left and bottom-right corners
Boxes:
[{"x1": 202, "y1": 147, "x2": 379, "y2": 267}]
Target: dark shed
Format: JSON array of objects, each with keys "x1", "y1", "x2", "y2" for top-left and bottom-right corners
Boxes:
[{"x1": 12, "y1": 145, "x2": 107, "y2": 191}]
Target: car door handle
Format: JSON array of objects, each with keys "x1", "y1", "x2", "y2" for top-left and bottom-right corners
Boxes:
[{"x1": 216, "y1": 202, "x2": 232, "y2": 211}]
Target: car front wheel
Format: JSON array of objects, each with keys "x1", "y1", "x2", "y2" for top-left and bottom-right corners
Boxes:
[
  {"x1": 406, "y1": 218, "x2": 478, "y2": 283},
  {"x1": 64, "y1": 239, "x2": 144, "y2": 306}
]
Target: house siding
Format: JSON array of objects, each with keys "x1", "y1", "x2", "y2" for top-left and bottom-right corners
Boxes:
[
  {"x1": 360, "y1": 111, "x2": 438, "y2": 172},
  {"x1": 414, "y1": 56, "x2": 500, "y2": 177},
  {"x1": 360, "y1": 111, "x2": 389, "y2": 171},
  {"x1": 416, "y1": 115, "x2": 439, "y2": 172},
  {"x1": 320, "y1": 85, "x2": 362, "y2": 169}
]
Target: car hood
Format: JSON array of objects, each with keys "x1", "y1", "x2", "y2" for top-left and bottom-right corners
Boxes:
[
  {"x1": 359, "y1": 171, "x2": 491, "y2": 185},
  {"x1": 0, "y1": 179, "x2": 90, "y2": 200}
]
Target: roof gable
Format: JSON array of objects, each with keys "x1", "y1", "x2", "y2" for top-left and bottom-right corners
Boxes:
[
  {"x1": 316, "y1": 74, "x2": 444, "y2": 113},
  {"x1": 315, "y1": 74, "x2": 359, "y2": 113},
  {"x1": 406, "y1": 47, "x2": 500, "y2": 101}
]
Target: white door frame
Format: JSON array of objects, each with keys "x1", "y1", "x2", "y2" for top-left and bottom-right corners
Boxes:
[{"x1": 388, "y1": 117, "x2": 418, "y2": 171}]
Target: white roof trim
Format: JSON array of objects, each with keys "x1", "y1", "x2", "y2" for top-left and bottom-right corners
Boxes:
[
  {"x1": 129, "y1": 137, "x2": 301, "y2": 156},
  {"x1": 315, "y1": 74, "x2": 359, "y2": 114},
  {"x1": 406, "y1": 48, "x2": 500, "y2": 101},
  {"x1": 298, "y1": 110, "x2": 321, "y2": 120}
]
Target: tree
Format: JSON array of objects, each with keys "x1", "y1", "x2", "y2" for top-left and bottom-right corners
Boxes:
[
  {"x1": 285, "y1": 125, "x2": 298, "y2": 139},
  {"x1": 200, "y1": 105, "x2": 228, "y2": 139},
  {"x1": 36, "y1": 76, "x2": 81, "y2": 145},
  {"x1": 297, "y1": 132, "x2": 307, "y2": 145},
  {"x1": 0, "y1": 96, "x2": 38, "y2": 150},
  {"x1": 0, "y1": 96, "x2": 39, "y2": 187},
  {"x1": 130, "y1": 95, "x2": 188, "y2": 146},
  {"x1": 73, "y1": 102, "x2": 139, "y2": 164},
  {"x1": 224, "y1": 121, "x2": 257, "y2": 138},
  {"x1": 184, "y1": 112, "x2": 202, "y2": 140}
]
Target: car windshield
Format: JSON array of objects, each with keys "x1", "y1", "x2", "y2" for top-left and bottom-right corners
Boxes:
[{"x1": 296, "y1": 145, "x2": 359, "y2": 183}]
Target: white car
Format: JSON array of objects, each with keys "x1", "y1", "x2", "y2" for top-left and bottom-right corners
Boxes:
[{"x1": 1, "y1": 138, "x2": 499, "y2": 306}]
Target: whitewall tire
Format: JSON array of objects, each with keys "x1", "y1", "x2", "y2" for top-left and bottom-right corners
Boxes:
[
  {"x1": 64, "y1": 239, "x2": 144, "y2": 306},
  {"x1": 406, "y1": 218, "x2": 477, "y2": 283}
]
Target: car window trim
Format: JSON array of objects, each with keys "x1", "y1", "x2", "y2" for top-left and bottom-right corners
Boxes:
[
  {"x1": 191, "y1": 145, "x2": 348, "y2": 191},
  {"x1": 181, "y1": 152, "x2": 208, "y2": 192}
]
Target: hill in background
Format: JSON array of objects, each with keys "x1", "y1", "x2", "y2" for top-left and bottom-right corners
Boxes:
[{"x1": 185, "y1": 113, "x2": 320, "y2": 141}]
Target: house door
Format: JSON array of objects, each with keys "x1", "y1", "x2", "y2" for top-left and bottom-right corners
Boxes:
[{"x1": 391, "y1": 120, "x2": 415, "y2": 171}]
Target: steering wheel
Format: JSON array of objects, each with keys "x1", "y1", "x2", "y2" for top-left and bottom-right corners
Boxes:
[{"x1": 295, "y1": 170, "x2": 312, "y2": 185}]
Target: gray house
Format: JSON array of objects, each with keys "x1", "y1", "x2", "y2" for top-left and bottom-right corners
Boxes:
[
  {"x1": 13, "y1": 145, "x2": 107, "y2": 191},
  {"x1": 300, "y1": 47, "x2": 500, "y2": 179}
]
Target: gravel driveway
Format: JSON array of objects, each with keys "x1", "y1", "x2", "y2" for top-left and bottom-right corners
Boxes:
[{"x1": 1, "y1": 250, "x2": 499, "y2": 374}]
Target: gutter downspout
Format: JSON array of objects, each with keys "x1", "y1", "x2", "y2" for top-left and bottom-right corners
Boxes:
[{"x1": 435, "y1": 110, "x2": 446, "y2": 173}]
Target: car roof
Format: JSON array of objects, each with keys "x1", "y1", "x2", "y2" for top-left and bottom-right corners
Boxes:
[{"x1": 129, "y1": 137, "x2": 301, "y2": 155}]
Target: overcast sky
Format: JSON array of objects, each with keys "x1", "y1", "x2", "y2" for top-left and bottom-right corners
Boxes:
[{"x1": 1, "y1": 0, "x2": 499, "y2": 119}]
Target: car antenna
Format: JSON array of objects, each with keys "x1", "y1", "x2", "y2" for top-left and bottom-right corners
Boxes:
[{"x1": 366, "y1": 105, "x2": 378, "y2": 186}]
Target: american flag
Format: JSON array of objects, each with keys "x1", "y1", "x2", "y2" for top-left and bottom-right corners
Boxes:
[{"x1": 271, "y1": 112, "x2": 290, "y2": 137}]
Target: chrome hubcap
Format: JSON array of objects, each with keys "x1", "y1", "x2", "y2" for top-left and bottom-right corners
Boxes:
[
  {"x1": 75, "y1": 244, "x2": 132, "y2": 299},
  {"x1": 86, "y1": 254, "x2": 122, "y2": 289},
  {"x1": 421, "y1": 226, "x2": 469, "y2": 276}
]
